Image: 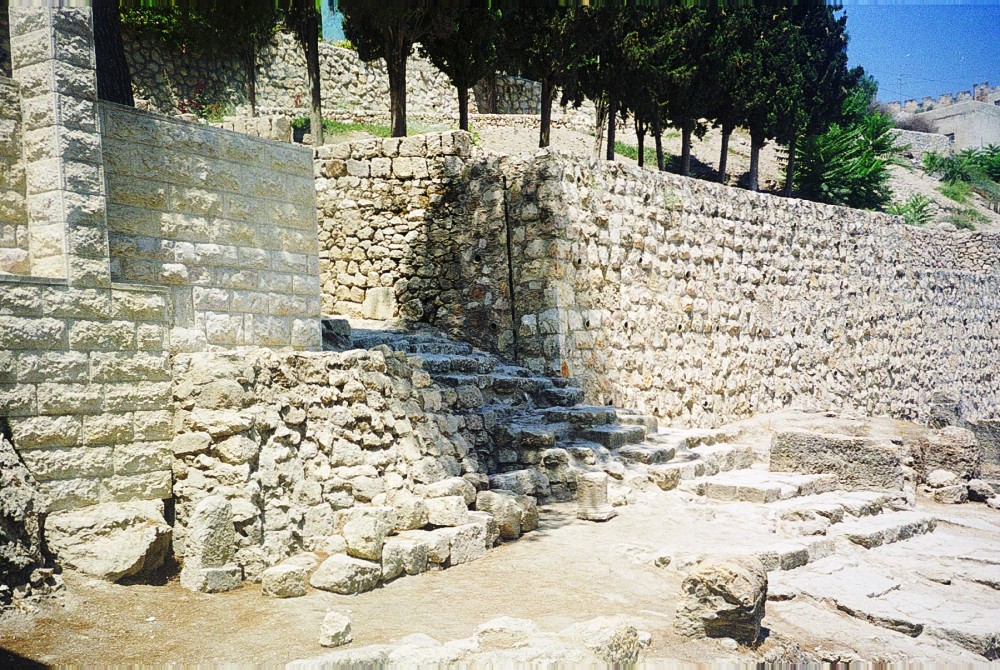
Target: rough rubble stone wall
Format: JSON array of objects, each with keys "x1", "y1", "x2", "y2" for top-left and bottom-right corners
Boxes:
[
  {"x1": 0, "y1": 76, "x2": 28, "y2": 275},
  {"x1": 892, "y1": 129, "x2": 953, "y2": 162},
  {"x1": 315, "y1": 132, "x2": 514, "y2": 356},
  {"x1": 126, "y1": 30, "x2": 467, "y2": 120},
  {"x1": 170, "y1": 348, "x2": 494, "y2": 578},
  {"x1": 101, "y1": 103, "x2": 321, "y2": 352},
  {"x1": 506, "y1": 154, "x2": 1000, "y2": 427},
  {"x1": 474, "y1": 76, "x2": 541, "y2": 115},
  {"x1": 0, "y1": 276, "x2": 174, "y2": 512}
]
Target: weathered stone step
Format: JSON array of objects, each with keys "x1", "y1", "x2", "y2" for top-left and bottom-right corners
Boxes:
[
  {"x1": 493, "y1": 422, "x2": 559, "y2": 450},
  {"x1": 652, "y1": 444, "x2": 757, "y2": 482},
  {"x1": 617, "y1": 443, "x2": 677, "y2": 465},
  {"x1": 768, "y1": 490, "x2": 903, "y2": 523},
  {"x1": 692, "y1": 470, "x2": 841, "y2": 504},
  {"x1": 614, "y1": 411, "x2": 658, "y2": 434},
  {"x1": 542, "y1": 406, "x2": 618, "y2": 427},
  {"x1": 538, "y1": 386, "x2": 586, "y2": 408},
  {"x1": 563, "y1": 440, "x2": 612, "y2": 466},
  {"x1": 407, "y1": 353, "x2": 497, "y2": 375},
  {"x1": 831, "y1": 511, "x2": 938, "y2": 549},
  {"x1": 583, "y1": 424, "x2": 647, "y2": 449},
  {"x1": 756, "y1": 536, "x2": 837, "y2": 572}
]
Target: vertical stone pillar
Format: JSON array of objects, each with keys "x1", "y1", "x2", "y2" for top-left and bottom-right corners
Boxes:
[
  {"x1": 8, "y1": 6, "x2": 109, "y2": 287},
  {"x1": 576, "y1": 471, "x2": 618, "y2": 521}
]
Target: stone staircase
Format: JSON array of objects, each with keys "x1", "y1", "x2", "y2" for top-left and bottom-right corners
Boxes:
[{"x1": 327, "y1": 320, "x2": 940, "y2": 576}]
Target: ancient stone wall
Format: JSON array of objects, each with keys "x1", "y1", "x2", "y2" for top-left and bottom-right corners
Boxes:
[
  {"x1": 101, "y1": 103, "x2": 321, "y2": 352},
  {"x1": 170, "y1": 348, "x2": 495, "y2": 578},
  {"x1": 315, "y1": 132, "x2": 514, "y2": 355},
  {"x1": 505, "y1": 154, "x2": 1000, "y2": 427},
  {"x1": 888, "y1": 82, "x2": 1000, "y2": 115},
  {"x1": 0, "y1": 276, "x2": 174, "y2": 512},
  {"x1": 891, "y1": 129, "x2": 952, "y2": 162},
  {"x1": 0, "y1": 76, "x2": 27, "y2": 275},
  {"x1": 126, "y1": 30, "x2": 467, "y2": 120},
  {"x1": 474, "y1": 76, "x2": 541, "y2": 115}
]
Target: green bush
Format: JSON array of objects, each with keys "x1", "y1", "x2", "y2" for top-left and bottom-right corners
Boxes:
[
  {"x1": 291, "y1": 118, "x2": 392, "y2": 138},
  {"x1": 795, "y1": 85, "x2": 908, "y2": 211},
  {"x1": 885, "y1": 194, "x2": 935, "y2": 226}
]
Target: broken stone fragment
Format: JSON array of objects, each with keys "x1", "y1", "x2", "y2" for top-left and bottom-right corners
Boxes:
[
  {"x1": 675, "y1": 555, "x2": 767, "y2": 645},
  {"x1": 319, "y1": 611, "x2": 353, "y2": 648},
  {"x1": 560, "y1": 616, "x2": 645, "y2": 665},
  {"x1": 343, "y1": 513, "x2": 391, "y2": 561},
  {"x1": 44, "y1": 501, "x2": 171, "y2": 583},
  {"x1": 933, "y1": 484, "x2": 968, "y2": 505},
  {"x1": 381, "y1": 536, "x2": 429, "y2": 581},
  {"x1": 967, "y1": 479, "x2": 996, "y2": 502}
]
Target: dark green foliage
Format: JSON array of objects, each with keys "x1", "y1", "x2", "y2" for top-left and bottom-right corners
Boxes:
[
  {"x1": 794, "y1": 79, "x2": 908, "y2": 210},
  {"x1": 924, "y1": 145, "x2": 1000, "y2": 213},
  {"x1": 419, "y1": 7, "x2": 502, "y2": 131}
]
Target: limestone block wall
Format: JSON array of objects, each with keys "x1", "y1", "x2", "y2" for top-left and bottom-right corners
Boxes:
[
  {"x1": 505, "y1": 155, "x2": 1000, "y2": 427},
  {"x1": 126, "y1": 30, "x2": 467, "y2": 120},
  {"x1": 315, "y1": 132, "x2": 514, "y2": 355},
  {"x1": 101, "y1": 104, "x2": 321, "y2": 351},
  {"x1": 170, "y1": 348, "x2": 494, "y2": 578},
  {"x1": 0, "y1": 276, "x2": 173, "y2": 512},
  {"x1": 474, "y1": 76, "x2": 541, "y2": 115},
  {"x1": 0, "y1": 76, "x2": 28, "y2": 274}
]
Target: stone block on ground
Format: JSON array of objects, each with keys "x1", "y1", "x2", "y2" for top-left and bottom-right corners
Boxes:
[
  {"x1": 475, "y1": 490, "x2": 532, "y2": 540},
  {"x1": 675, "y1": 555, "x2": 767, "y2": 645},
  {"x1": 261, "y1": 564, "x2": 308, "y2": 598},
  {"x1": 927, "y1": 469, "x2": 960, "y2": 488},
  {"x1": 44, "y1": 501, "x2": 171, "y2": 583},
  {"x1": 343, "y1": 513, "x2": 391, "y2": 561},
  {"x1": 310, "y1": 554, "x2": 381, "y2": 594},
  {"x1": 180, "y1": 495, "x2": 241, "y2": 593},
  {"x1": 319, "y1": 612, "x2": 353, "y2": 648},
  {"x1": 449, "y1": 522, "x2": 488, "y2": 565},
  {"x1": 577, "y1": 472, "x2": 617, "y2": 522},
  {"x1": 770, "y1": 432, "x2": 905, "y2": 490},
  {"x1": 968, "y1": 479, "x2": 996, "y2": 502},
  {"x1": 933, "y1": 485, "x2": 968, "y2": 505},
  {"x1": 915, "y1": 427, "x2": 981, "y2": 482}
]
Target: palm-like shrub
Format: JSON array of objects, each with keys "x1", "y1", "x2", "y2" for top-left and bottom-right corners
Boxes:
[{"x1": 886, "y1": 194, "x2": 935, "y2": 226}]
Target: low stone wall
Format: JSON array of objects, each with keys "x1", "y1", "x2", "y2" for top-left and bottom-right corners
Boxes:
[
  {"x1": 126, "y1": 30, "x2": 468, "y2": 121},
  {"x1": 315, "y1": 132, "x2": 514, "y2": 355},
  {"x1": 210, "y1": 115, "x2": 292, "y2": 143},
  {"x1": 0, "y1": 276, "x2": 173, "y2": 512},
  {"x1": 892, "y1": 129, "x2": 952, "y2": 162},
  {"x1": 506, "y1": 155, "x2": 1000, "y2": 427},
  {"x1": 101, "y1": 104, "x2": 321, "y2": 351},
  {"x1": 170, "y1": 348, "x2": 496, "y2": 578},
  {"x1": 0, "y1": 76, "x2": 27, "y2": 275}
]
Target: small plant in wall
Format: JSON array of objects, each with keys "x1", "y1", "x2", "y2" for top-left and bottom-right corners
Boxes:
[
  {"x1": 885, "y1": 194, "x2": 935, "y2": 226},
  {"x1": 178, "y1": 81, "x2": 229, "y2": 122}
]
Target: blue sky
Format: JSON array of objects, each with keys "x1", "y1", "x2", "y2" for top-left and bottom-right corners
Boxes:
[{"x1": 842, "y1": 3, "x2": 1000, "y2": 103}]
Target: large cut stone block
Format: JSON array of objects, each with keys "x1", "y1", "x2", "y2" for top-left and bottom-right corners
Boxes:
[
  {"x1": 770, "y1": 432, "x2": 905, "y2": 490},
  {"x1": 676, "y1": 556, "x2": 767, "y2": 644},
  {"x1": 310, "y1": 554, "x2": 381, "y2": 595}
]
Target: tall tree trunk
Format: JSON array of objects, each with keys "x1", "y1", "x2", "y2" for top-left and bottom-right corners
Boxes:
[
  {"x1": 783, "y1": 134, "x2": 797, "y2": 196},
  {"x1": 749, "y1": 131, "x2": 765, "y2": 192},
  {"x1": 539, "y1": 77, "x2": 554, "y2": 148},
  {"x1": 680, "y1": 122, "x2": 692, "y2": 176},
  {"x1": 593, "y1": 97, "x2": 608, "y2": 160},
  {"x1": 654, "y1": 115, "x2": 664, "y2": 171},
  {"x1": 605, "y1": 96, "x2": 618, "y2": 161},
  {"x1": 718, "y1": 124, "x2": 732, "y2": 183},
  {"x1": 93, "y1": 0, "x2": 134, "y2": 106},
  {"x1": 636, "y1": 118, "x2": 646, "y2": 168},
  {"x1": 457, "y1": 85, "x2": 469, "y2": 132},
  {"x1": 386, "y1": 35, "x2": 409, "y2": 138},
  {"x1": 302, "y1": 7, "x2": 323, "y2": 145}
]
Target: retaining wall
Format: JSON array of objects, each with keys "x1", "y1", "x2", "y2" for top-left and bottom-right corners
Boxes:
[
  {"x1": 317, "y1": 132, "x2": 1000, "y2": 429},
  {"x1": 101, "y1": 104, "x2": 320, "y2": 352},
  {"x1": 126, "y1": 30, "x2": 468, "y2": 120}
]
